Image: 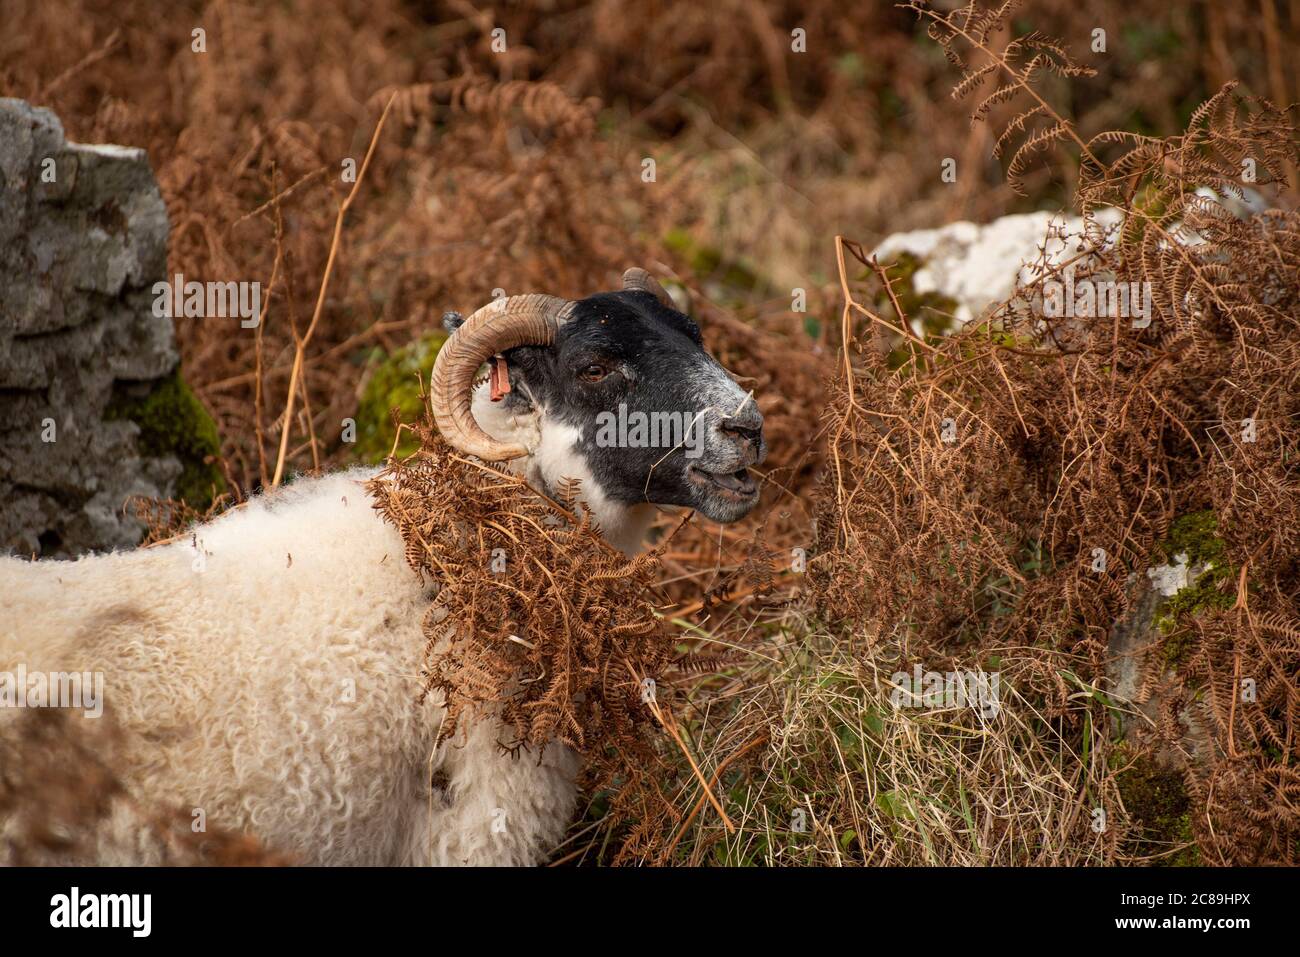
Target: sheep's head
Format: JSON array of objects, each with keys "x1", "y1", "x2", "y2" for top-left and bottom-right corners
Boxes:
[{"x1": 431, "y1": 269, "x2": 766, "y2": 526}]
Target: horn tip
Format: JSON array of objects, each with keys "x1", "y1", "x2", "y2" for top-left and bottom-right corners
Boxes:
[{"x1": 480, "y1": 442, "x2": 529, "y2": 462}]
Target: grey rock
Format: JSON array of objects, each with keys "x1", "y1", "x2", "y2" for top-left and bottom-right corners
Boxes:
[
  {"x1": 1106, "y1": 572, "x2": 1219, "y2": 771},
  {"x1": 0, "y1": 98, "x2": 181, "y2": 557}
]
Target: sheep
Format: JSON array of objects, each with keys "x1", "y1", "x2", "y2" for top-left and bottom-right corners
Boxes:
[{"x1": 0, "y1": 268, "x2": 767, "y2": 866}]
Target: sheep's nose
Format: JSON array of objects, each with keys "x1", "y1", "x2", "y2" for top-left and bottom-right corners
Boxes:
[
  {"x1": 720, "y1": 417, "x2": 762, "y2": 442},
  {"x1": 720, "y1": 398, "x2": 763, "y2": 435},
  {"x1": 718, "y1": 408, "x2": 765, "y2": 455}
]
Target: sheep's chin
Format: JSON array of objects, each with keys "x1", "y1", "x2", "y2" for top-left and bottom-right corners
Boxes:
[{"x1": 685, "y1": 465, "x2": 761, "y2": 523}]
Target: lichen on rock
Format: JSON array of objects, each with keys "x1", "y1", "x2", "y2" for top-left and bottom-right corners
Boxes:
[
  {"x1": 872, "y1": 210, "x2": 1123, "y2": 323},
  {"x1": 1151, "y1": 511, "x2": 1236, "y2": 663},
  {"x1": 0, "y1": 97, "x2": 199, "y2": 555},
  {"x1": 868, "y1": 251, "x2": 961, "y2": 367}
]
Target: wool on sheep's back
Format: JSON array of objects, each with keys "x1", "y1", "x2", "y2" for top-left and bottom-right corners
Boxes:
[{"x1": 0, "y1": 469, "x2": 581, "y2": 866}]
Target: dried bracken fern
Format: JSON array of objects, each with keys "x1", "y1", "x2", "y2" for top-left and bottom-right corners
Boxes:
[
  {"x1": 908, "y1": 1, "x2": 1098, "y2": 195},
  {"x1": 366, "y1": 413, "x2": 675, "y2": 755},
  {"x1": 816, "y1": 2, "x2": 1300, "y2": 865},
  {"x1": 372, "y1": 76, "x2": 601, "y2": 140},
  {"x1": 365, "y1": 410, "x2": 769, "y2": 863}
]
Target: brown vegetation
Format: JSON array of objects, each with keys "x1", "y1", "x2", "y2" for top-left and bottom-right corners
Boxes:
[{"x1": 3, "y1": 0, "x2": 1298, "y2": 865}]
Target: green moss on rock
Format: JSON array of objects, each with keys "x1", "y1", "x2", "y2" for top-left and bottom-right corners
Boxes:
[
  {"x1": 880, "y1": 252, "x2": 961, "y2": 333},
  {"x1": 1164, "y1": 511, "x2": 1228, "y2": 568},
  {"x1": 354, "y1": 332, "x2": 446, "y2": 463},
  {"x1": 1153, "y1": 511, "x2": 1236, "y2": 663},
  {"x1": 106, "y1": 369, "x2": 225, "y2": 510},
  {"x1": 1115, "y1": 752, "x2": 1199, "y2": 866},
  {"x1": 873, "y1": 252, "x2": 961, "y2": 369}
]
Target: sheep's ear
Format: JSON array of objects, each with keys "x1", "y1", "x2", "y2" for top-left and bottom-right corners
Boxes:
[
  {"x1": 495, "y1": 343, "x2": 552, "y2": 411},
  {"x1": 442, "y1": 311, "x2": 465, "y2": 334}
]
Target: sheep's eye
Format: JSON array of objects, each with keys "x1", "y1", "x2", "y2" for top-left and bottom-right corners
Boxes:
[{"x1": 578, "y1": 364, "x2": 610, "y2": 382}]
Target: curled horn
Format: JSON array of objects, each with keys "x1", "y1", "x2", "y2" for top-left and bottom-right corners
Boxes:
[
  {"x1": 429, "y1": 293, "x2": 575, "y2": 461},
  {"x1": 622, "y1": 267, "x2": 674, "y2": 308}
]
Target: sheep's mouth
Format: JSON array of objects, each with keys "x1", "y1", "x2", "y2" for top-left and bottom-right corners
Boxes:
[{"x1": 687, "y1": 465, "x2": 759, "y2": 502}]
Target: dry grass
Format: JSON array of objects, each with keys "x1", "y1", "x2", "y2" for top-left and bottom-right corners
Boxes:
[{"x1": 651, "y1": 625, "x2": 1122, "y2": 866}]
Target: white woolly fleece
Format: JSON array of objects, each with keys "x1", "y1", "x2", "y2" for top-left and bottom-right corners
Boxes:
[{"x1": 0, "y1": 465, "x2": 591, "y2": 866}]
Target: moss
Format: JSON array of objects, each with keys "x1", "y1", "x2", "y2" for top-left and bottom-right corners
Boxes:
[
  {"x1": 871, "y1": 252, "x2": 961, "y2": 369},
  {"x1": 353, "y1": 332, "x2": 446, "y2": 463},
  {"x1": 879, "y1": 252, "x2": 961, "y2": 332},
  {"x1": 1152, "y1": 511, "x2": 1236, "y2": 662},
  {"x1": 1115, "y1": 752, "x2": 1200, "y2": 866},
  {"x1": 1121, "y1": 23, "x2": 1184, "y2": 64},
  {"x1": 663, "y1": 228, "x2": 763, "y2": 295},
  {"x1": 833, "y1": 52, "x2": 867, "y2": 87},
  {"x1": 1163, "y1": 511, "x2": 1227, "y2": 567},
  {"x1": 105, "y1": 369, "x2": 225, "y2": 510},
  {"x1": 1159, "y1": 627, "x2": 1197, "y2": 668}
]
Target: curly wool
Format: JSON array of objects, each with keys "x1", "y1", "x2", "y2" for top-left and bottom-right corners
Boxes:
[{"x1": 0, "y1": 468, "x2": 582, "y2": 866}]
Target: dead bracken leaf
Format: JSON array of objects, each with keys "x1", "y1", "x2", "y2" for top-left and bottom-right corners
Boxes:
[{"x1": 366, "y1": 412, "x2": 676, "y2": 755}]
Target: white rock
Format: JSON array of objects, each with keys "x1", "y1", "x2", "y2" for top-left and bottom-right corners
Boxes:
[
  {"x1": 873, "y1": 209, "x2": 1122, "y2": 323},
  {"x1": 1146, "y1": 552, "x2": 1191, "y2": 597}
]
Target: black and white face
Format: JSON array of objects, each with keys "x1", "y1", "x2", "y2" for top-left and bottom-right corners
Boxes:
[{"x1": 490, "y1": 290, "x2": 767, "y2": 524}]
